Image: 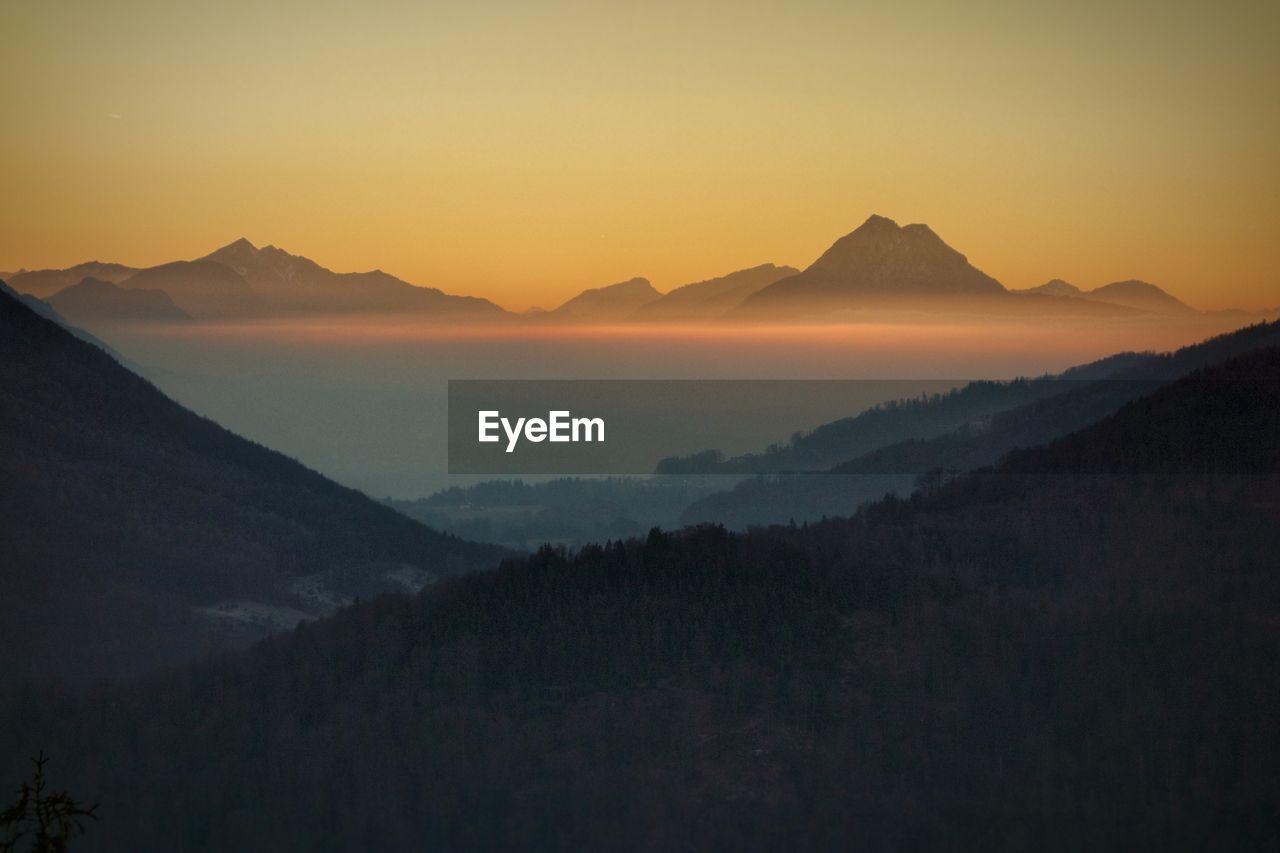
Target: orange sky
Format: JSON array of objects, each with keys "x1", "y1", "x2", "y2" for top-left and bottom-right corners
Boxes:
[{"x1": 2, "y1": 0, "x2": 1277, "y2": 311}]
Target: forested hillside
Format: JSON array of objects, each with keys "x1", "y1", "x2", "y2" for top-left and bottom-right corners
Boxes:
[
  {"x1": 5, "y1": 346, "x2": 1278, "y2": 851},
  {"x1": 0, "y1": 290, "x2": 505, "y2": 680}
]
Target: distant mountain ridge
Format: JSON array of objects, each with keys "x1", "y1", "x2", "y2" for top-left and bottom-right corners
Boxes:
[
  {"x1": 733, "y1": 216, "x2": 1180, "y2": 319},
  {"x1": 7, "y1": 261, "x2": 138, "y2": 297},
  {"x1": 7, "y1": 240, "x2": 507, "y2": 322},
  {"x1": 4, "y1": 218, "x2": 1221, "y2": 323},
  {"x1": 48, "y1": 276, "x2": 193, "y2": 325},
  {"x1": 550, "y1": 276, "x2": 662, "y2": 321},
  {"x1": 201, "y1": 238, "x2": 508, "y2": 317},
  {"x1": 121, "y1": 258, "x2": 265, "y2": 319},
  {"x1": 1016, "y1": 278, "x2": 1195, "y2": 315},
  {"x1": 633, "y1": 263, "x2": 799, "y2": 321}
]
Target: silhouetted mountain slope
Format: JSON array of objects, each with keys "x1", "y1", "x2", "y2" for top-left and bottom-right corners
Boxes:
[
  {"x1": 660, "y1": 335, "x2": 1206, "y2": 476},
  {"x1": 632, "y1": 264, "x2": 799, "y2": 320},
  {"x1": 0, "y1": 280, "x2": 129, "y2": 362},
  {"x1": 660, "y1": 378, "x2": 1068, "y2": 475},
  {"x1": 677, "y1": 320, "x2": 1280, "y2": 526},
  {"x1": 200, "y1": 238, "x2": 507, "y2": 317},
  {"x1": 0, "y1": 289, "x2": 504, "y2": 680},
  {"x1": 6, "y1": 342, "x2": 1278, "y2": 851},
  {"x1": 6, "y1": 262, "x2": 138, "y2": 298},
  {"x1": 828, "y1": 379, "x2": 1166, "y2": 476},
  {"x1": 48, "y1": 277, "x2": 193, "y2": 325},
  {"x1": 1002, "y1": 345, "x2": 1280, "y2": 474},
  {"x1": 551, "y1": 276, "x2": 661, "y2": 320}
]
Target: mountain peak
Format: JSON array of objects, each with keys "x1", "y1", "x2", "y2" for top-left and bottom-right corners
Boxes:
[
  {"x1": 901, "y1": 222, "x2": 941, "y2": 239},
  {"x1": 203, "y1": 238, "x2": 262, "y2": 269},
  {"x1": 563, "y1": 277, "x2": 657, "y2": 300},
  {"x1": 1095, "y1": 279, "x2": 1163, "y2": 296},
  {"x1": 1087, "y1": 280, "x2": 1195, "y2": 315},
  {"x1": 811, "y1": 215, "x2": 962, "y2": 272},
  {"x1": 553, "y1": 276, "x2": 661, "y2": 320},
  {"x1": 858, "y1": 213, "x2": 899, "y2": 228},
  {"x1": 604, "y1": 276, "x2": 656, "y2": 294},
  {"x1": 224, "y1": 237, "x2": 258, "y2": 253},
  {"x1": 1018, "y1": 279, "x2": 1084, "y2": 298},
  {"x1": 734, "y1": 215, "x2": 1007, "y2": 315}
]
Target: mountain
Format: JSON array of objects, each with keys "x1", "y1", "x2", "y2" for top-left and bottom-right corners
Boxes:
[
  {"x1": 734, "y1": 215, "x2": 1007, "y2": 316},
  {"x1": 7, "y1": 261, "x2": 138, "y2": 298},
  {"x1": 658, "y1": 379, "x2": 1067, "y2": 475},
  {"x1": 632, "y1": 264, "x2": 800, "y2": 321},
  {"x1": 0, "y1": 288, "x2": 505, "y2": 681},
  {"x1": 7, "y1": 344, "x2": 1279, "y2": 850},
  {"x1": 1003, "y1": 345, "x2": 1280, "y2": 474},
  {"x1": 1016, "y1": 278, "x2": 1196, "y2": 315},
  {"x1": 47, "y1": 277, "x2": 193, "y2": 325},
  {"x1": 119, "y1": 259, "x2": 264, "y2": 320},
  {"x1": 732, "y1": 217, "x2": 1151, "y2": 319},
  {"x1": 551, "y1": 276, "x2": 662, "y2": 321},
  {"x1": 8, "y1": 242, "x2": 509, "y2": 321},
  {"x1": 1086, "y1": 279, "x2": 1196, "y2": 315},
  {"x1": 1018, "y1": 278, "x2": 1083, "y2": 298},
  {"x1": 0, "y1": 280, "x2": 128, "y2": 361},
  {"x1": 200, "y1": 238, "x2": 507, "y2": 318},
  {"x1": 3, "y1": 231, "x2": 1218, "y2": 324},
  {"x1": 674, "y1": 320, "x2": 1280, "y2": 527}
]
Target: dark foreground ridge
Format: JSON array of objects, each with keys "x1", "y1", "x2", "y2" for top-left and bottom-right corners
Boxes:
[{"x1": 0, "y1": 288, "x2": 506, "y2": 680}]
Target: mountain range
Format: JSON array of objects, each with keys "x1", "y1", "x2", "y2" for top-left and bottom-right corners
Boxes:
[
  {"x1": 200, "y1": 238, "x2": 506, "y2": 317},
  {"x1": 731, "y1": 216, "x2": 1199, "y2": 319},
  {"x1": 5, "y1": 218, "x2": 1243, "y2": 327},
  {"x1": 5, "y1": 261, "x2": 138, "y2": 297},
  {"x1": 6, "y1": 240, "x2": 505, "y2": 324}
]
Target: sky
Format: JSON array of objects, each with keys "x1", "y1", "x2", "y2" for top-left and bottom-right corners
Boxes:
[{"x1": 2, "y1": 0, "x2": 1277, "y2": 311}]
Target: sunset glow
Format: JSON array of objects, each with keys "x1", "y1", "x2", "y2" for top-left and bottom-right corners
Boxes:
[{"x1": 3, "y1": 0, "x2": 1277, "y2": 311}]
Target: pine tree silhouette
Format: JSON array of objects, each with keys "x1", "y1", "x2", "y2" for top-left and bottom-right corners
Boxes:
[{"x1": 0, "y1": 753, "x2": 97, "y2": 852}]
